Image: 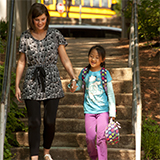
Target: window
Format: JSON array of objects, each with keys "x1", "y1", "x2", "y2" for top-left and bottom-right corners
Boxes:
[
  {"x1": 75, "y1": 0, "x2": 81, "y2": 5},
  {"x1": 102, "y1": 0, "x2": 108, "y2": 7},
  {"x1": 44, "y1": 0, "x2": 53, "y2": 5},
  {"x1": 83, "y1": 0, "x2": 90, "y2": 6},
  {"x1": 93, "y1": 0, "x2": 99, "y2": 7},
  {"x1": 57, "y1": 0, "x2": 63, "y2": 3}
]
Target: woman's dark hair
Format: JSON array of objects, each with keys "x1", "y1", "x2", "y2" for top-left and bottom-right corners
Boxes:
[
  {"x1": 28, "y1": 3, "x2": 50, "y2": 31},
  {"x1": 86, "y1": 45, "x2": 106, "y2": 70}
]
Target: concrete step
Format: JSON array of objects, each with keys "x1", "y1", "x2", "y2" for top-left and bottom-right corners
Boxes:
[
  {"x1": 57, "y1": 52, "x2": 129, "y2": 67},
  {"x1": 58, "y1": 68, "x2": 132, "y2": 81},
  {"x1": 61, "y1": 79, "x2": 132, "y2": 93},
  {"x1": 59, "y1": 92, "x2": 132, "y2": 106},
  {"x1": 11, "y1": 147, "x2": 135, "y2": 160},
  {"x1": 19, "y1": 71, "x2": 132, "y2": 93},
  {"x1": 56, "y1": 105, "x2": 132, "y2": 121},
  {"x1": 19, "y1": 105, "x2": 132, "y2": 120},
  {"x1": 15, "y1": 132, "x2": 135, "y2": 149},
  {"x1": 21, "y1": 118, "x2": 132, "y2": 134},
  {"x1": 58, "y1": 62, "x2": 129, "y2": 68},
  {"x1": 15, "y1": 92, "x2": 132, "y2": 107},
  {"x1": 16, "y1": 92, "x2": 132, "y2": 106},
  {"x1": 57, "y1": 56, "x2": 129, "y2": 68}
]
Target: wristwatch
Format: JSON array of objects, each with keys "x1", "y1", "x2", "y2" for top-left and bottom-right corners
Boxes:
[{"x1": 70, "y1": 78, "x2": 77, "y2": 83}]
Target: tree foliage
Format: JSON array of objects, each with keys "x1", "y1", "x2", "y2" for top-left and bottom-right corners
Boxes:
[
  {"x1": 138, "y1": 0, "x2": 160, "y2": 40},
  {"x1": 113, "y1": 0, "x2": 122, "y2": 17},
  {"x1": 114, "y1": 0, "x2": 160, "y2": 40}
]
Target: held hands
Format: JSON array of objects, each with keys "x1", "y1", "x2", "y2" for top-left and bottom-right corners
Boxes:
[
  {"x1": 15, "y1": 87, "x2": 23, "y2": 103},
  {"x1": 68, "y1": 78, "x2": 78, "y2": 93},
  {"x1": 69, "y1": 80, "x2": 78, "y2": 93}
]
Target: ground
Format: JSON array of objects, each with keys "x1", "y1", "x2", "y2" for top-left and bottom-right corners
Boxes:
[
  {"x1": 0, "y1": 38, "x2": 159, "y2": 123},
  {"x1": 139, "y1": 41, "x2": 159, "y2": 122},
  {"x1": 118, "y1": 39, "x2": 160, "y2": 123}
]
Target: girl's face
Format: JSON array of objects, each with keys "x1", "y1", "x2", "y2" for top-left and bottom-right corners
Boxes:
[
  {"x1": 88, "y1": 49, "x2": 104, "y2": 71},
  {"x1": 33, "y1": 13, "x2": 47, "y2": 31}
]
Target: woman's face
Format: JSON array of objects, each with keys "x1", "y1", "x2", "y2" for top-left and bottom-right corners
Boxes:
[{"x1": 33, "y1": 13, "x2": 47, "y2": 31}]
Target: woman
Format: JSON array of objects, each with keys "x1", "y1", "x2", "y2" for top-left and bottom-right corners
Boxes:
[{"x1": 15, "y1": 3, "x2": 77, "y2": 160}]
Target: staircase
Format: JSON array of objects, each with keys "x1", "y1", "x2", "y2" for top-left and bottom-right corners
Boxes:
[{"x1": 11, "y1": 38, "x2": 135, "y2": 160}]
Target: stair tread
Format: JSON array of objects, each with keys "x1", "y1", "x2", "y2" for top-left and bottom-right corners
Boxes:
[
  {"x1": 21, "y1": 117, "x2": 132, "y2": 121},
  {"x1": 15, "y1": 131, "x2": 135, "y2": 149},
  {"x1": 63, "y1": 92, "x2": 132, "y2": 95},
  {"x1": 12, "y1": 146, "x2": 135, "y2": 150},
  {"x1": 15, "y1": 131, "x2": 135, "y2": 136},
  {"x1": 61, "y1": 79, "x2": 132, "y2": 82},
  {"x1": 11, "y1": 147, "x2": 136, "y2": 160},
  {"x1": 18, "y1": 104, "x2": 132, "y2": 108}
]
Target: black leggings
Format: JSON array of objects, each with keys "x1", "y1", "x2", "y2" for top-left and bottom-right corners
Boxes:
[{"x1": 25, "y1": 98, "x2": 59, "y2": 156}]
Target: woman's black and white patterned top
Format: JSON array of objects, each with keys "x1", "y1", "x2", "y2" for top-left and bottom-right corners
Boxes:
[{"x1": 19, "y1": 28, "x2": 67, "y2": 100}]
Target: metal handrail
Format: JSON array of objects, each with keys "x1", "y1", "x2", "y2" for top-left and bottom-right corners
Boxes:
[
  {"x1": 0, "y1": 0, "x2": 16, "y2": 159},
  {"x1": 128, "y1": 0, "x2": 142, "y2": 160}
]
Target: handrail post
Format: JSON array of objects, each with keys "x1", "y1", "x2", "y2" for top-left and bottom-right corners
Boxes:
[
  {"x1": 129, "y1": 4, "x2": 137, "y2": 135},
  {"x1": 0, "y1": 0, "x2": 15, "y2": 159},
  {"x1": 133, "y1": 0, "x2": 142, "y2": 159},
  {"x1": 129, "y1": 0, "x2": 142, "y2": 159},
  {"x1": 128, "y1": 4, "x2": 135, "y2": 68},
  {"x1": 0, "y1": 104, "x2": 5, "y2": 160}
]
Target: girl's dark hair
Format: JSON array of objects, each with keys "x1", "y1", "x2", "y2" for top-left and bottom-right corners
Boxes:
[
  {"x1": 28, "y1": 3, "x2": 50, "y2": 31},
  {"x1": 86, "y1": 45, "x2": 106, "y2": 70}
]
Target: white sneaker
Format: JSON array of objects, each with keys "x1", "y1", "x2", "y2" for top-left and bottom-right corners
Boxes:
[{"x1": 44, "y1": 154, "x2": 53, "y2": 160}]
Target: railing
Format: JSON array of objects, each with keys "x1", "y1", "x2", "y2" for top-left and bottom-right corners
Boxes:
[
  {"x1": 0, "y1": 0, "x2": 16, "y2": 159},
  {"x1": 128, "y1": 0, "x2": 142, "y2": 160}
]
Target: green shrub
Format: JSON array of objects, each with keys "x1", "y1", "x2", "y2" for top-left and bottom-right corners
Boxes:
[
  {"x1": 0, "y1": 20, "x2": 8, "y2": 53},
  {"x1": 0, "y1": 65, "x2": 26, "y2": 159},
  {"x1": 0, "y1": 37, "x2": 4, "y2": 53},
  {"x1": 0, "y1": 20, "x2": 8, "y2": 40},
  {"x1": 142, "y1": 118, "x2": 160, "y2": 160}
]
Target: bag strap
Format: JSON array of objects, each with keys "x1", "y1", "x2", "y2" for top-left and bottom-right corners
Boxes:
[
  {"x1": 100, "y1": 67, "x2": 108, "y2": 96},
  {"x1": 82, "y1": 67, "x2": 88, "y2": 87}
]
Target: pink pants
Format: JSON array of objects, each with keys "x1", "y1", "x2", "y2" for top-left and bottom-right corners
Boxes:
[{"x1": 85, "y1": 112, "x2": 109, "y2": 160}]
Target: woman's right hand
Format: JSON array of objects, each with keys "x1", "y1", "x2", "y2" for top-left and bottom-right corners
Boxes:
[
  {"x1": 15, "y1": 52, "x2": 26, "y2": 103},
  {"x1": 15, "y1": 87, "x2": 22, "y2": 103}
]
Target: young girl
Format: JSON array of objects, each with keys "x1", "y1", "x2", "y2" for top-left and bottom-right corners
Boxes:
[{"x1": 71, "y1": 45, "x2": 116, "y2": 160}]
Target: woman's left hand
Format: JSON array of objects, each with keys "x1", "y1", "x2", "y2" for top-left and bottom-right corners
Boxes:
[{"x1": 70, "y1": 81, "x2": 78, "y2": 93}]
